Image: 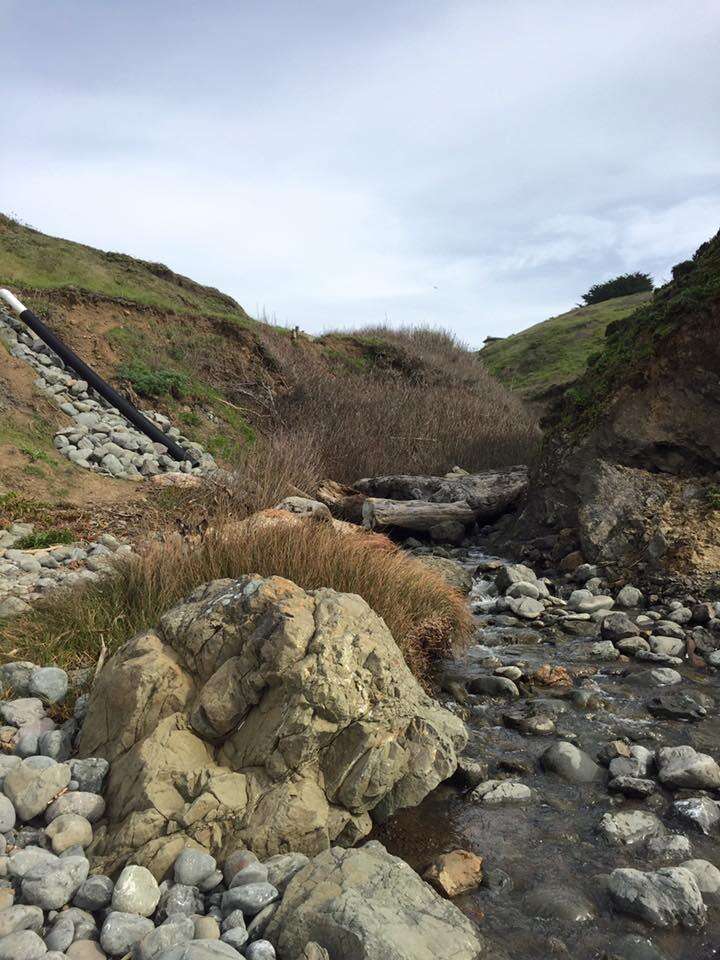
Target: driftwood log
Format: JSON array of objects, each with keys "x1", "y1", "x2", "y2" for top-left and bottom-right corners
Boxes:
[
  {"x1": 355, "y1": 466, "x2": 528, "y2": 524},
  {"x1": 362, "y1": 498, "x2": 476, "y2": 532},
  {"x1": 315, "y1": 479, "x2": 366, "y2": 524}
]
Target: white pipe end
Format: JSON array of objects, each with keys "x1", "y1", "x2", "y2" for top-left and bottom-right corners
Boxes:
[{"x1": 0, "y1": 288, "x2": 26, "y2": 315}]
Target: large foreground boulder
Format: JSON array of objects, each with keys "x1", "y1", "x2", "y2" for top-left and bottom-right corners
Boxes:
[
  {"x1": 265, "y1": 841, "x2": 485, "y2": 960},
  {"x1": 79, "y1": 576, "x2": 466, "y2": 876}
]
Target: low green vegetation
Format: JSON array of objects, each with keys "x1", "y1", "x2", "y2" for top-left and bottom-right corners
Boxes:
[
  {"x1": 117, "y1": 361, "x2": 189, "y2": 399},
  {"x1": 479, "y1": 293, "x2": 652, "y2": 402},
  {"x1": 706, "y1": 485, "x2": 720, "y2": 511},
  {"x1": 14, "y1": 528, "x2": 74, "y2": 550},
  {"x1": 581, "y1": 271, "x2": 653, "y2": 305}
]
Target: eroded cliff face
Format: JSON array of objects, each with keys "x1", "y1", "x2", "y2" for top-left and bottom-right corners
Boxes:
[{"x1": 516, "y1": 231, "x2": 720, "y2": 585}]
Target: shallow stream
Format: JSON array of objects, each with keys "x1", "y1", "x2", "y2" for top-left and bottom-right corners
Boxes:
[{"x1": 375, "y1": 551, "x2": 720, "y2": 960}]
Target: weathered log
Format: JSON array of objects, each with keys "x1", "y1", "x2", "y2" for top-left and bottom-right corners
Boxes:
[
  {"x1": 355, "y1": 466, "x2": 528, "y2": 523},
  {"x1": 362, "y1": 498, "x2": 476, "y2": 532},
  {"x1": 315, "y1": 479, "x2": 366, "y2": 524}
]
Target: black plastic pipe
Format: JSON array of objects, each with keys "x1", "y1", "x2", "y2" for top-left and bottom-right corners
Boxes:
[{"x1": 0, "y1": 288, "x2": 196, "y2": 464}]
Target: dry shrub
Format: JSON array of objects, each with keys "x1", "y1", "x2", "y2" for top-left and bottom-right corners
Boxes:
[
  {"x1": 1, "y1": 520, "x2": 472, "y2": 681},
  {"x1": 261, "y1": 324, "x2": 540, "y2": 483}
]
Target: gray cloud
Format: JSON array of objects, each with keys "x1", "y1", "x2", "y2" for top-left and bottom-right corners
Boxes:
[{"x1": 2, "y1": 0, "x2": 719, "y2": 345}]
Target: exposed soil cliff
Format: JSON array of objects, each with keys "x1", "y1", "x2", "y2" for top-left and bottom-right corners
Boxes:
[{"x1": 514, "y1": 231, "x2": 720, "y2": 586}]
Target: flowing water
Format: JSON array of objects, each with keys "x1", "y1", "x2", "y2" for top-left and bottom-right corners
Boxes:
[{"x1": 375, "y1": 551, "x2": 720, "y2": 960}]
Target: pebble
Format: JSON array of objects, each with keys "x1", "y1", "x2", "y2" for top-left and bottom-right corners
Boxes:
[
  {"x1": 174, "y1": 849, "x2": 218, "y2": 887},
  {"x1": 73, "y1": 874, "x2": 114, "y2": 911},
  {"x1": 221, "y1": 882, "x2": 279, "y2": 917},
  {"x1": 111, "y1": 865, "x2": 161, "y2": 917},
  {"x1": 0, "y1": 930, "x2": 48, "y2": 960},
  {"x1": 100, "y1": 911, "x2": 155, "y2": 955},
  {"x1": 27, "y1": 667, "x2": 68, "y2": 703}
]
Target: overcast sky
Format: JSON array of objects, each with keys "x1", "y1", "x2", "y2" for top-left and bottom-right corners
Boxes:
[{"x1": 2, "y1": 1, "x2": 719, "y2": 346}]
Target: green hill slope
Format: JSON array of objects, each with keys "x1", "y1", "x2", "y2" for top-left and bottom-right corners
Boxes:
[
  {"x1": 479, "y1": 292, "x2": 653, "y2": 404},
  {"x1": 0, "y1": 213, "x2": 250, "y2": 321}
]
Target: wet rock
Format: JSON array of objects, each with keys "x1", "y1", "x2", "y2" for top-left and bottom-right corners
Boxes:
[
  {"x1": 467, "y1": 675, "x2": 519, "y2": 698},
  {"x1": 503, "y1": 707, "x2": 556, "y2": 736},
  {"x1": 599, "y1": 810, "x2": 664, "y2": 847},
  {"x1": 616, "y1": 586, "x2": 644, "y2": 609},
  {"x1": 679, "y1": 859, "x2": 720, "y2": 894},
  {"x1": 496, "y1": 563, "x2": 538, "y2": 592},
  {"x1": 607, "y1": 866, "x2": 706, "y2": 929},
  {"x1": 672, "y1": 797, "x2": 720, "y2": 834},
  {"x1": 506, "y1": 580, "x2": 541, "y2": 600},
  {"x1": 525, "y1": 884, "x2": 596, "y2": 923},
  {"x1": 656, "y1": 745, "x2": 720, "y2": 790},
  {"x1": 605, "y1": 934, "x2": 668, "y2": 960},
  {"x1": 419, "y1": 557, "x2": 473, "y2": 593},
  {"x1": 651, "y1": 623, "x2": 685, "y2": 644},
  {"x1": 541, "y1": 741, "x2": 604, "y2": 784},
  {"x1": 649, "y1": 636, "x2": 684, "y2": 658},
  {"x1": 265, "y1": 841, "x2": 485, "y2": 960},
  {"x1": 645, "y1": 834, "x2": 692, "y2": 863},
  {"x1": 531, "y1": 665, "x2": 571, "y2": 687},
  {"x1": 423, "y1": 849, "x2": 483, "y2": 897},
  {"x1": 455, "y1": 757, "x2": 489, "y2": 788},
  {"x1": 506, "y1": 596, "x2": 545, "y2": 620},
  {"x1": 601, "y1": 612, "x2": 640, "y2": 643},
  {"x1": 472, "y1": 780, "x2": 532, "y2": 804},
  {"x1": 617, "y1": 637, "x2": 650, "y2": 655},
  {"x1": 591, "y1": 640, "x2": 620, "y2": 661},
  {"x1": 646, "y1": 691, "x2": 709, "y2": 721},
  {"x1": 609, "y1": 776, "x2": 656, "y2": 798}
]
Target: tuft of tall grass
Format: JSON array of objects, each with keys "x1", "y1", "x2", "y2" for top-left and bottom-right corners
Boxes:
[{"x1": 0, "y1": 520, "x2": 473, "y2": 682}]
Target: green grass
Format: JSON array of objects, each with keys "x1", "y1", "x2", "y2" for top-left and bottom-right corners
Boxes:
[
  {"x1": 0, "y1": 213, "x2": 252, "y2": 322},
  {"x1": 479, "y1": 292, "x2": 652, "y2": 401},
  {"x1": 117, "y1": 361, "x2": 189, "y2": 400},
  {"x1": 14, "y1": 528, "x2": 74, "y2": 550}
]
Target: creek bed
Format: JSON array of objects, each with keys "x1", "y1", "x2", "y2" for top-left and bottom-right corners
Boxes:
[{"x1": 375, "y1": 551, "x2": 720, "y2": 960}]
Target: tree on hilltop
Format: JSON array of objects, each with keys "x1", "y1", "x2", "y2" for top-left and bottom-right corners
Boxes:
[{"x1": 580, "y1": 271, "x2": 653, "y2": 306}]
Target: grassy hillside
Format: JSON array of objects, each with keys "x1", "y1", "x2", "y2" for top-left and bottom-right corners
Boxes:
[
  {"x1": 0, "y1": 213, "x2": 251, "y2": 321},
  {"x1": 0, "y1": 214, "x2": 539, "y2": 508},
  {"x1": 479, "y1": 292, "x2": 652, "y2": 404}
]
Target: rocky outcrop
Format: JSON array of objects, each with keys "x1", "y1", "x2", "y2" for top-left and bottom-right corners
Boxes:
[
  {"x1": 79, "y1": 576, "x2": 466, "y2": 876},
  {"x1": 265, "y1": 841, "x2": 485, "y2": 960},
  {"x1": 515, "y1": 231, "x2": 720, "y2": 583}
]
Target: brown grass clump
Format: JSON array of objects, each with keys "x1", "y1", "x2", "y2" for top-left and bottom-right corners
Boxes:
[{"x1": 0, "y1": 519, "x2": 472, "y2": 682}]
